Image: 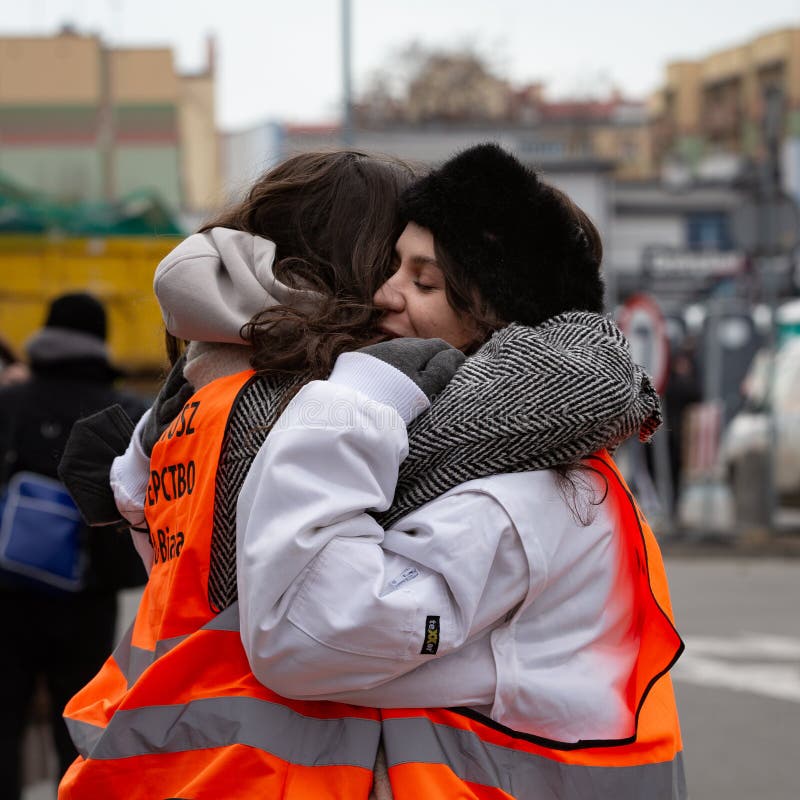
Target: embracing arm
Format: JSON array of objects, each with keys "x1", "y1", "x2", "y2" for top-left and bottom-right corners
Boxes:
[{"x1": 236, "y1": 354, "x2": 530, "y2": 705}]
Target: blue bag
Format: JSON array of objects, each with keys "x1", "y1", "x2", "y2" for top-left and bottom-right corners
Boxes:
[{"x1": 0, "y1": 471, "x2": 86, "y2": 592}]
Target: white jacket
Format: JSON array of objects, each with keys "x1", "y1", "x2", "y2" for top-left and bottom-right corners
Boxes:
[{"x1": 237, "y1": 353, "x2": 638, "y2": 743}]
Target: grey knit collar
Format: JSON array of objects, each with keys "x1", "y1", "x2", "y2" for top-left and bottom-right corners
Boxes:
[
  {"x1": 184, "y1": 341, "x2": 253, "y2": 390},
  {"x1": 375, "y1": 311, "x2": 662, "y2": 528}
]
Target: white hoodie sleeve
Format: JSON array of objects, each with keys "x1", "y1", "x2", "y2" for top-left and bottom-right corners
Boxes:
[
  {"x1": 109, "y1": 409, "x2": 155, "y2": 573},
  {"x1": 236, "y1": 353, "x2": 530, "y2": 704},
  {"x1": 109, "y1": 409, "x2": 151, "y2": 526}
]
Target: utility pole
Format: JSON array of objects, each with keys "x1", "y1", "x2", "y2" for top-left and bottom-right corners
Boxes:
[
  {"x1": 759, "y1": 84, "x2": 783, "y2": 535},
  {"x1": 98, "y1": 38, "x2": 116, "y2": 202},
  {"x1": 340, "y1": 0, "x2": 354, "y2": 147}
]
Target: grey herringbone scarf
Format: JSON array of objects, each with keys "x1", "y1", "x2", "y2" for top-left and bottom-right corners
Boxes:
[
  {"x1": 212, "y1": 311, "x2": 660, "y2": 608},
  {"x1": 375, "y1": 311, "x2": 662, "y2": 528}
]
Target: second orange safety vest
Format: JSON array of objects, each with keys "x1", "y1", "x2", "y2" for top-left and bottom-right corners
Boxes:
[{"x1": 379, "y1": 451, "x2": 686, "y2": 800}]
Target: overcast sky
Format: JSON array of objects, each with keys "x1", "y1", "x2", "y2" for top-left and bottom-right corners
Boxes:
[{"x1": 4, "y1": 0, "x2": 800, "y2": 129}]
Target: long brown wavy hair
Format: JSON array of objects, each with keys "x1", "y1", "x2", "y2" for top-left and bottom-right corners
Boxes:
[{"x1": 166, "y1": 150, "x2": 416, "y2": 377}]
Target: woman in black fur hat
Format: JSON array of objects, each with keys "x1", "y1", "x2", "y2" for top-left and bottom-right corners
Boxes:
[
  {"x1": 236, "y1": 144, "x2": 687, "y2": 799},
  {"x1": 383, "y1": 141, "x2": 606, "y2": 344}
]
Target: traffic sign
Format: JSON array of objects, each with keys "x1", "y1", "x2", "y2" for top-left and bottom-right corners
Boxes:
[{"x1": 616, "y1": 293, "x2": 670, "y2": 394}]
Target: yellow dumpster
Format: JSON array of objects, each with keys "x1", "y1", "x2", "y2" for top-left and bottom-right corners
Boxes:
[{"x1": 0, "y1": 235, "x2": 180, "y2": 375}]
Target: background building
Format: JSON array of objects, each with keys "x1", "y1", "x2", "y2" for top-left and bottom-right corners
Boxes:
[
  {"x1": 353, "y1": 47, "x2": 655, "y2": 179},
  {"x1": 221, "y1": 121, "x2": 616, "y2": 266},
  {"x1": 651, "y1": 25, "x2": 800, "y2": 191},
  {"x1": 610, "y1": 181, "x2": 747, "y2": 304},
  {"x1": 0, "y1": 26, "x2": 221, "y2": 214}
]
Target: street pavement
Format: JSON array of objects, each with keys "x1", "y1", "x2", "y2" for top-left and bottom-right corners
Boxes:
[
  {"x1": 24, "y1": 556, "x2": 800, "y2": 800},
  {"x1": 667, "y1": 556, "x2": 800, "y2": 800}
]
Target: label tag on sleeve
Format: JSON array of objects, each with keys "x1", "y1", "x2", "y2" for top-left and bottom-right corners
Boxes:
[{"x1": 421, "y1": 615, "x2": 440, "y2": 655}]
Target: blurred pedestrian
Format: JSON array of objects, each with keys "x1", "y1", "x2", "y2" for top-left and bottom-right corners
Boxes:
[
  {"x1": 0, "y1": 293, "x2": 148, "y2": 799},
  {"x1": 664, "y1": 337, "x2": 702, "y2": 504}
]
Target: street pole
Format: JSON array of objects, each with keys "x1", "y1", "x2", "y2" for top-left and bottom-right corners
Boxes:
[
  {"x1": 98, "y1": 39, "x2": 115, "y2": 202},
  {"x1": 340, "y1": 0, "x2": 354, "y2": 147},
  {"x1": 760, "y1": 85, "x2": 783, "y2": 535},
  {"x1": 700, "y1": 296, "x2": 724, "y2": 534}
]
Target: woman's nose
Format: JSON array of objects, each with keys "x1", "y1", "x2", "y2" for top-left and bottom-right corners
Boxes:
[{"x1": 374, "y1": 278, "x2": 404, "y2": 312}]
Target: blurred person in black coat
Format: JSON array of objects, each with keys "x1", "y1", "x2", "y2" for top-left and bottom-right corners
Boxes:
[
  {"x1": 0, "y1": 293, "x2": 149, "y2": 798},
  {"x1": 663, "y1": 338, "x2": 702, "y2": 506}
]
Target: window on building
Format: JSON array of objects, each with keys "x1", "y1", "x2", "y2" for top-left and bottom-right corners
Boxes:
[
  {"x1": 687, "y1": 211, "x2": 733, "y2": 251},
  {"x1": 517, "y1": 139, "x2": 564, "y2": 157}
]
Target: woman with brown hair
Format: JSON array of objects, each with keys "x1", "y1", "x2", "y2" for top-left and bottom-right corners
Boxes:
[
  {"x1": 106, "y1": 149, "x2": 417, "y2": 561},
  {"x1": 59, "y1": 149, "x2": 417, "y2": 799}
]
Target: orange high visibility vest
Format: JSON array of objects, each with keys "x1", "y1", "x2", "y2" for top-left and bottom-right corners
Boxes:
[
  {"x1": 59, "y1": 370, "x2": 381, "y2": 800},
  {"x1": 380, "y1": 451, "x2": 687, "y2": 800}
]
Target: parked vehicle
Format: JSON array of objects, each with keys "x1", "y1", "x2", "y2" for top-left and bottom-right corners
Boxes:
[{"x1": 720, "y1": 337, "x2": 800, "y2": 507}]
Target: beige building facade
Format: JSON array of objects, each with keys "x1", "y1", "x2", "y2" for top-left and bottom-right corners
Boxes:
[
  {"x1": 0, "y1": 28, "x2": 221, "y2": 213},
  {"x1": 651, "y1": 26, "x2": 800, "y2": 169}
]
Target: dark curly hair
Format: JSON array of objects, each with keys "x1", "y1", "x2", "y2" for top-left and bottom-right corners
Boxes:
[{"x1": 165, "y1": 150, "x2": 417, "y2": 377}]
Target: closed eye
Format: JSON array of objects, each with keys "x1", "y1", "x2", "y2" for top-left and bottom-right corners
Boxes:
[{"x1": 413, "y1": 281, "x2": 437, "y2": 292}]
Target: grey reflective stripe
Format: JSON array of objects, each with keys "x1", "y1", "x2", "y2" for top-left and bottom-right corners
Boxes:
[
  {"x1": 110, "y1": 606, "x2": 242, "y2": 687},
  {"x1": 82, "y1": 695, "x2": 380, "y2": 769},
  {"x1": 383, "y1": 717, "x2": 687, "y2": 800},
  {"x1": 127, "y1": 634, "x2": 187, "y2": 684},
  {"x1": 65, "y1": 717, "x2": 105, "y2": 759},
  {"x1": 155, "y1": 633, "x2": 189, "y2": 659},
  {"x1": 114, "y1": 607, "x2": 241, "y2": 687},
  {"x1": 110, "y1": 622, "x2": 134, "y2": 682},
  {"x1": 110, "y1": 622, "x2": 154, "y2": 686},
  {"x1": 113, "y1": 624, "x2": 190, "y2": 687},
  {"x1": 202, "y1": 601, "x2": 240, "y2": 632},
  {"x1": 127, "y1": 646, "x2": 153, "y2": 686}
]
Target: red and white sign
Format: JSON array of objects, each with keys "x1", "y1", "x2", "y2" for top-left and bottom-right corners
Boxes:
[{"x1": 616, "y1": 293, "x2": 670, "y2": 395}]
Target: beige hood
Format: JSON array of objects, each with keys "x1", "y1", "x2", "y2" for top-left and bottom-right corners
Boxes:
[{"x1": 154, "y1": 227, "x2": 319, "y2": 343}]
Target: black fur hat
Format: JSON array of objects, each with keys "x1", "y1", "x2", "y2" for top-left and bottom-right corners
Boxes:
[{"x1": 399, "y1": 143, "x2": 605, "y2": 326}]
